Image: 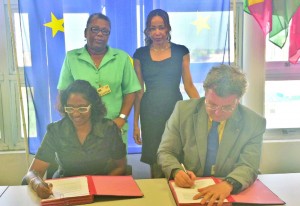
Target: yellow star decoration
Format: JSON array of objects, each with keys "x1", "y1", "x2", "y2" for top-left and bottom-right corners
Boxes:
[
  {"x1": 44, "y1": 12, "x2": 64, "y2": 37},
  {"x1": 192, "y1": 14, "x2": 210, "y2": 34}
]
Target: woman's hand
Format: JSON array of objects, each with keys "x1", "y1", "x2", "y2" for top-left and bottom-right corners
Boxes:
[
  {"x1": 34, "y1": 182, "x2": 53, "y2": 199},
  {"x1": 113, "y1": 117, "x2": 126, "y2": 129},
  {"x1": 133, "y1": 126, "x2": 142, "y2": 145},
  {"x1": 29, "y1": 175, "x2": 53, "y2": 199},
  {"x1": 107, "y1": 157, "x2": 127, "y2": 175},
  {"x1": 24, "y1": 167, "x2": 53, "y2": 199}
]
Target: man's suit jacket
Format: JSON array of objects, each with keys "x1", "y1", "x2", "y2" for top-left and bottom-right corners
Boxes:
[{"x1": 157, "y1": 98, "x2": 266, "y2": 191}]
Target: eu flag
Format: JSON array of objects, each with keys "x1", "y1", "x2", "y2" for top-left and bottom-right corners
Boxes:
[{"x1": 19, "y1": 0, "x2": 66, "y2": 153}]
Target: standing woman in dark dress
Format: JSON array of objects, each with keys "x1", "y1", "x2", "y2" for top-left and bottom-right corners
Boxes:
[{"x1": 133, "y1": 9, "x2": 200, "y2": 178}]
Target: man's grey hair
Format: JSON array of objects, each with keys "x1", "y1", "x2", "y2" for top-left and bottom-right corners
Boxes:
[{"x1": 203, "y1": 64, "x2": 248, "y2": 98}]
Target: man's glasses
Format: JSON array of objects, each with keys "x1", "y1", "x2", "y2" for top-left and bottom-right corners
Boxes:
[
  {"x1": 205, "y1": 99, "x2": 237, "y2": 113},
  {"x1": 64, "y1": 105, "x2": 91, "y2": 114},
  {"x1": 90, "y1": 27, "x2": 110, "y2": 36}
]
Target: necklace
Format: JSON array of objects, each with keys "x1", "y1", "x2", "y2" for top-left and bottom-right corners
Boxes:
[{"x1": 151, "y1": 43, "x2": 170, "y2": 52}]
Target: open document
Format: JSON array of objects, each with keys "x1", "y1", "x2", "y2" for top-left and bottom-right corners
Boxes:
[
  {"x1": 47, "y1": 176, "x2": 90, "y2": 199},
  {"x1": 169, "y1": 177, "x2": 285, "y2": 206},
  {"x1": 40, "y1": 175, "x2": 143, "y2": 206},
  {"x1": 169, "y1": 178, "x2": 231, "y2": 206}
]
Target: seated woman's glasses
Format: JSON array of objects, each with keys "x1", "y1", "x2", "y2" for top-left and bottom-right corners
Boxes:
[{"x1": 64, "y1": 105, "x2": 91, "y2": 114}]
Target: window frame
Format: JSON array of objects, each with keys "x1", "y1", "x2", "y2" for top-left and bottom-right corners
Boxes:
[
  {"x1": 0, "y1": 0, "x2": 25, "y2": 151},
  {"x1": 264, "y1": 18, "x2": 300, "y2": 138}
]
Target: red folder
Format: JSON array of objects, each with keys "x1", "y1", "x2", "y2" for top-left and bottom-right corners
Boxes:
[
  {"x1": 169, "y1": 177, "x2": 285, "y2": 206},
  {"x1": 88, "y1": 175, "x2": 144, "y2": 197},
  {"x1": 41, "y1": 175, "x2": 143, "y2": 206},
  {"x1": 230, "y1": 179, "x2": 285, "y2": 204}
]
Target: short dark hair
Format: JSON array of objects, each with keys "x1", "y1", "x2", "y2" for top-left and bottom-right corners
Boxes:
[
  {"x1": 59, "y1": 80, "x2": 107, "y2": 122},
  {"x1": 203, "y1": 64, "x2": 248, "y2": 98},
  {"x1": 86, "y1": 13, "x2": 111, "y2": 28},
  {"x1": 144, "y1": 9, "x2": 171, "y2": 46}
]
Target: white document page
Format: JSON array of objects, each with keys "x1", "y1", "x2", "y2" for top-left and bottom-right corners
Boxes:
[
  {"x1": 44, "y1": 176, "x2": 90, "y2": 199},
  {"x1": 171, "y1": 178, "x2": 228, "y2": 203}
]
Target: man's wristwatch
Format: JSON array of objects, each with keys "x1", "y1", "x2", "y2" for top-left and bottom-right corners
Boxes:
[
  {"x1": 119, "y1": 113, "x2": 128, "y2": 121},
  {"x1": 223, "y1": 177, "x2": 242, "y2": 194}
]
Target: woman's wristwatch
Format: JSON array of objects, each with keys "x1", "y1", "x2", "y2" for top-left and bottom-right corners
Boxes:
[{"x1": 119, "y1": 113, "x2": 128, "y2": 121}]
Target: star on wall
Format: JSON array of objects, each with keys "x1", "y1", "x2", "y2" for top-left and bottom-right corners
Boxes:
[
  {"x1": 44, "y1": 12, "x2": 64, "y2": 37},
  {"x1": 192, "y1": 14, "x2": 210, "y2": 34}
]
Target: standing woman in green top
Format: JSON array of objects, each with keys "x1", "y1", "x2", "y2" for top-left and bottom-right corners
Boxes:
[
  {"x1": 57, "y1": 13, "x2": 141, "y2": 146},
  {"x1": 133, "y1": 9, "x2": 200, "y2": 178}
]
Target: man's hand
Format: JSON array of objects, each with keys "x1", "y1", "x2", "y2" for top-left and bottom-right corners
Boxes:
[
  {"x1": 193, "y1": 181, "x2": 233, "y2": 206},
  {"x1": 174, "y1": 170, "x2": 196, "y2": 188}
]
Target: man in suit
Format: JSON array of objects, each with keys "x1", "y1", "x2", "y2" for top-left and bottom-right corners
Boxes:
[{"x1": 157, "y1": 64, "x2": 266, "y2": 206}]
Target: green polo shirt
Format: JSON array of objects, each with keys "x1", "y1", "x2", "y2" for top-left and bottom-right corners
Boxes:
[{"x1": 57, "y1": 46, "x2": 141, "y2": 120}]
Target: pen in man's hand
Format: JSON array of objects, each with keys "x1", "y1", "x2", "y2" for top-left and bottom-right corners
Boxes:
[{"x1": 180, "y1": 163, "x2": 188, "y2": 175}]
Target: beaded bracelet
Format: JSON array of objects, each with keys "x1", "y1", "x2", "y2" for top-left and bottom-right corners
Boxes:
[
  {"x1": 29, "y1": 176, "x2": 38, "y2": 186},
  {"x1": 29, "y1": 170, "x2": 44, "y2": 191},
  {"x1": 33, "y1": 182, "x2": 40, "y2": 191}
]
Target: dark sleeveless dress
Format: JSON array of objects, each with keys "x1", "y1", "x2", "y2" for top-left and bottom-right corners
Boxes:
[{"x1": 133, "y1": 43, "x2": 189, "y2": 164}]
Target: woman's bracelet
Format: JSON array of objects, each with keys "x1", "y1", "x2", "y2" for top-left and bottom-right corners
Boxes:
[
  {"x1": 28, "y1": 171, "x2": 43, "y2": 191},
  {"x1": 29, "y1": 176, "x2": 38, "y2": 187},
  {"x1": 33, "y1": 182, "x2": 40, "y2": 191}
]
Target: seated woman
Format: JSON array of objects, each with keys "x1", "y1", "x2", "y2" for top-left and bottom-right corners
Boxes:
[{"x1": 23, "y1": 80, "x2": 127, "y2": 198}]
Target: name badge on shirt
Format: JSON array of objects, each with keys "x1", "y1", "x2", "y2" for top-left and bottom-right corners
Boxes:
[{"x1": 97, "y1": 85, "x2": 111, "y2": 96}]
